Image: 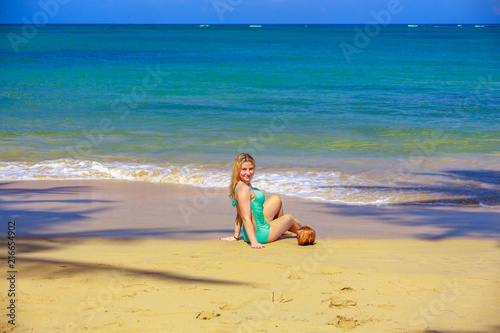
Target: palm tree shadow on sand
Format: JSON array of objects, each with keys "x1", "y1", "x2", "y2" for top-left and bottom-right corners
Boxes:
[
  {"x1": 0, "y1": 182, "x2": 113, "y2": 232},
  {"x1": 0, "y1": 182, "x2": 247, "y2": 286},
  {"x1": 316, "y1": 169, "x2": 500, "y2": 240},
  {"x1": 409, "y1": 170, "x2": 500, "y2": 206}
]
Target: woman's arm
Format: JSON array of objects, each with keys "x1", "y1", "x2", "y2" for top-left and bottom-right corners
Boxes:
[
  {"x1": 236, "y1": 185, "x2": 265, "y2": 249},
  {"x1": 234, "y1": 214, "x2": 242, "y2": 239}
]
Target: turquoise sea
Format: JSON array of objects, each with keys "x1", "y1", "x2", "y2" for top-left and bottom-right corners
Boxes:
[{"x1": 1, "y1": 25, "x2": 499, "y2": 205}]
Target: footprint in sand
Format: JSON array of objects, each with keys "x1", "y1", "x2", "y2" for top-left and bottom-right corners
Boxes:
[
  {"x1": 322, "y1": 294, "x2": 357, "y2": 308},
  {"x1": 196, "y1": 311, "x2": 221, "y2": 320},
  {"x1": 329, "y1": 315, "x2": 358, "y2": 329},
  {"x1": 329, "y1": 299, "x2": 357, "y2": 308},
  {"x1": 122, "y1": 292, "x2": 138, "y2": 299}
]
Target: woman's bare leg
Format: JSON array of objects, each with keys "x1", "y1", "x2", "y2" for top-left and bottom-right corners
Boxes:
[
  {"x1": 263, "y1": 195, "x2": 283, "y2": 222},
  {"x1": 267, "y1": 213, "x2": 302, "y2": 243}
]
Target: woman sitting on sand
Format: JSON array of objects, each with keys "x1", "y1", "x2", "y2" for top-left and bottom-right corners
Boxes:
[{"x1": 219, "y1": 153, "x2": 303, "y2": 249}]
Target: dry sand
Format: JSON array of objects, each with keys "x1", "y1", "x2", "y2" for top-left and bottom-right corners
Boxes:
[{"x1": 0, "y1": 180, "x2": 499, "y2": 332}]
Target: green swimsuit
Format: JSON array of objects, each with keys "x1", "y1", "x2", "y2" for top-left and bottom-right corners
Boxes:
[{"x1": 232, "y1": 183, "x2": 271, "y2": 244}]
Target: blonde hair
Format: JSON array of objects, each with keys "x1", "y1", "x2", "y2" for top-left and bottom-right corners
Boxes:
[{"x1": 229, "y1": 153, "x2": 256, "y2": 199}]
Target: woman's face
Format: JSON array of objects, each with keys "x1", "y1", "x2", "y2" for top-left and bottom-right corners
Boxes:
[{"x1": 239, "y1": 161, "x2": 255, "y2": 184}]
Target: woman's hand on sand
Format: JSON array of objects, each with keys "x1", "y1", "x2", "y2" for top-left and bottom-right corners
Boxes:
[
  {"x1": 251, "y1": 242, "x2": 265, "y2": 249},
  {"x1": 219, "y1": 236, "x2": 238, "y2": 241}
]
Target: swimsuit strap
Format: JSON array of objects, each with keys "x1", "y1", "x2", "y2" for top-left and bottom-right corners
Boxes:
[{"x1": 231, "y1": 183, "x2": 245, "y2": 206}]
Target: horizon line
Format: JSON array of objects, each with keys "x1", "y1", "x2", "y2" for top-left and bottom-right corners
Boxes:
[{"x1": 1, "y1": 23, "x2": 499, "y2": 26}]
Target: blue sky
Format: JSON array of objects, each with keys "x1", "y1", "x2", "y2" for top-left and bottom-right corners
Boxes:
[{"x1": 1, "y1": 0, "x2": 499, "y2": 24}]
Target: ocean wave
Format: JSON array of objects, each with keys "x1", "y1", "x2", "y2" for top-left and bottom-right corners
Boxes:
[
  {"x1": 0, "y1": 159, "x2": 497, "y2": 206},
  {"x1": 0, "y1": 159, "x2": 229, "y2": 187}
]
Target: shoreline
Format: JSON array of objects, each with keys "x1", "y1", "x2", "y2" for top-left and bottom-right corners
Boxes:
[
  {"x1": 1, "y1": 154, "x2": 499, "y2": 206},
  {"x1": 1, "y1": 179, "x2": 499, "y2": 240}
]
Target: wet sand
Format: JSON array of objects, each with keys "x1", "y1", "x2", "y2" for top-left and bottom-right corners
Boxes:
[{"x1": 1, "y1": 180, "x2": 499, "y2": 240}]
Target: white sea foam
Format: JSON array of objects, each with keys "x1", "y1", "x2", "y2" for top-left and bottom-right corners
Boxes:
[
  {"x1": 0, "y1": 159, "x2": 231, "y2": 187},
  {"x1": 0, "y1": 159, "x2": 495, "y2": 206}
]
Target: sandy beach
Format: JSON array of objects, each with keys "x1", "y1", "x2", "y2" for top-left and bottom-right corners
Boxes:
[{"x1": 1, "y1": 180, "x2": 499, "y2": 332}]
